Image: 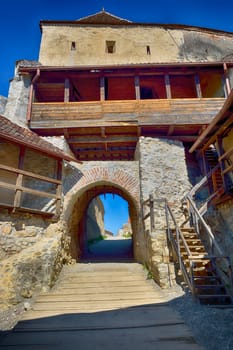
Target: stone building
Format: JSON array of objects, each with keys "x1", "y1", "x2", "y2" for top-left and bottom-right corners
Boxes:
[{"x1": 1, "y1": 9, "x2": 233, "y2": 307}]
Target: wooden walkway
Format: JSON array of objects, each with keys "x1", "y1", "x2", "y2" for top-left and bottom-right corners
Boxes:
[{"x1": 0, "y1": 263, "x2": 203, "y2": 349}]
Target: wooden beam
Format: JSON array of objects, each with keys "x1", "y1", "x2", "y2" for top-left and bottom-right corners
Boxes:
[
  {"x1": 135, "y1": 76, "x2": 140, "y2": 100},
  {"x1": 13, "y1": 146, "x2": 25, "y2": 209},
  {"x1": 100, "y1": 77, "x2": 105, "y2": 101},
  {"x1": 64, "y1": 79, "x2": 70, "y2": 102},
  {"x1": 223, "y1": 63, "x2": 231, "y2": 96},
  {"x1": 165, "y1": 74, "x2": 171, "y2": 99},
  {"x1": 167, "y1": 125, "x2": 175, "y2": 136},
  {"x1": 0, "y1": 163, "x2": 62, "y2": 185},
  {"x1": 0, "y1": 181, "x2": 59, "y2": 199},
  {"x1": 55, "y1": 160, "x2": 63, "y2": 218},
  {"x1": 68, "y1": 135, "x2": 138, "y2": 144},
  {"x1": 216, "y1": 135, "x2": 227, "y2": 189},
  {"x1": 195, "y1": 73, "x2": 202, "y2": 98}
]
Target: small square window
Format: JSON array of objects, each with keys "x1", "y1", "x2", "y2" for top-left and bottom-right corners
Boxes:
[
  {"x1": 71, "y1": 41, "x2": 76, "y2": 50},
  {"x1": 106, "y1": 41, "x2": 116, "y2": 54}
]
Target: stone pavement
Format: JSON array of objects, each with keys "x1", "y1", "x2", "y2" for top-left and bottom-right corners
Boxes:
[{"x1": 0, "y1": 259, "x2": 203, "y2": 349}]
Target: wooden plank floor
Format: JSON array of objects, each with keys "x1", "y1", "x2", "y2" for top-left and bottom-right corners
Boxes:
[{"x1": 0, "y1": 263, "x2": 203, "y2": 349}]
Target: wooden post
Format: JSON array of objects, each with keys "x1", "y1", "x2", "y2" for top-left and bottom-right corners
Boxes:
[
  {"x1": 165, "y1": 74, "x2": 171, "y2": 99},
  {"x1": 13, "y1": 146, "x2": 25, "y2": 210},
  {"x1": 100, "y1": 77, "x2": 105, "y2": 101},
  {"x1": 55, "y1": 160, "x2": 63, "y2": 218},
  {"x1": 195, "y1": 73, "x2": 202, "y2": 98},
  {"x1": 216, "y1": 135, "x2": 227, "y2": 190},
  {"x1": 223, "y1": 63, "x2": 231, "y2": 97},
  {"x1": 64, "y1": 79, "x2": 70, "y2": 102},
  {"x1": 135, "y1": 76, "x2": 140, "y2": 100}
]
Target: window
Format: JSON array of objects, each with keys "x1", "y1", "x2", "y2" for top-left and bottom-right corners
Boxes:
[
  {"x1": 146, "y1": 45, "x2": 151, "y2": 55},
  {"x1": 71, "y1": 41, "x2": 76, "y2": 50},
  {"x1": 106, "y1": 41, "x2": 116, "y2": 54}
]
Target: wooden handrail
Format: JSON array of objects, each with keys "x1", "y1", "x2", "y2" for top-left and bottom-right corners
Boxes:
[
  {"x1": 186, "y1": 194, "x2": 223, "y2": 256},
  {"x1": 165, "y1": 200, "x2": 194, "y2": 293},
  {"x1": 0, "y1": 163, "x2": 61, "y2": 185}
]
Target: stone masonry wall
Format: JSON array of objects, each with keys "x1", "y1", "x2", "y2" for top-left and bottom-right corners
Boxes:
[
  {"x1": 135, "y1": 137, "x2": 193, "y2": 288},
  {"x1": 0, "y1": 210, "x2": 70, "y2": 309}
]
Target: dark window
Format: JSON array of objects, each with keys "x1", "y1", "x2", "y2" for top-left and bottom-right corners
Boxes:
[
  {"x1": 147, "y1": 45, "x2": 151, "y2": 55},
  {"x1": 106, "y1": 41, "x2": 116, "y2": 54},
  {"x1": 71, "y1": 42, "x2": 76, "y2": 50}
]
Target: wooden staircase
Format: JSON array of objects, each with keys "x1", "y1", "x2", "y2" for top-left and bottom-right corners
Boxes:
[{"x1": 173, "y1": 227, "x2": 233, "y2": 306}]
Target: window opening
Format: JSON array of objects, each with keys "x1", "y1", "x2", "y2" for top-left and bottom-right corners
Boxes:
[
  {"x1": 106, "y1": 41, "x2": 116, "y2": 54},
  {"x1": 147, "y1": 45, "x2": 151, "y2": 55},
  {"x1": 71, "y1": 42, "x2": 76, "y2": 50}
]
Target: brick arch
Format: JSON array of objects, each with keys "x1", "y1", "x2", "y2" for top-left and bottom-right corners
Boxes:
[
  {"x1": 62, "y1": 165, "x2": 141, "y2": 261},
  {"x1": 74, "y1": 166, "x2": 139, "y2": 201},
  {"x1": 63, "y1": 166, "x2": 140, "y2": 220}
]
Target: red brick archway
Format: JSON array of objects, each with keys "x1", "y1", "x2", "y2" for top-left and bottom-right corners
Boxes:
[{"x1": 63, "y1": 166, "x2": 141, "y2": 261}]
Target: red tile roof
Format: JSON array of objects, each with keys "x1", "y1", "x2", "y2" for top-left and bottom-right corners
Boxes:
[{"x1": 0, "y1": 115, "x2": 78, "y2": 162}]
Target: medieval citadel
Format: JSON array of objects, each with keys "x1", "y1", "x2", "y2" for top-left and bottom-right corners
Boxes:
[{"x1": 1, "y1": 10, "x2": 233, "y2": 309}]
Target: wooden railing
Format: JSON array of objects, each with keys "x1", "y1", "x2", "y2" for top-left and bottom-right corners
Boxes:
[
  {"x1": 30, "y1": 98, "x2": 225, "y2": 127},
  {"x1": 0, "y1": 163, "x2": 62, "y2": 218},
  {"x1": 165, "y1": 199, "x2": 195, "y2": 293},
  {"x1": 142, "y1": 193, "x2": 233, "y2": 298}
]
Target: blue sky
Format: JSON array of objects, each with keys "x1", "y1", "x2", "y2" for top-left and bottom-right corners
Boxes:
[
  {"x1": 100, "y1": 194, "x2": 129, "y2": 235},
  {"x1": 1, "y1": 0, "x2": 233, "y2": 96}
]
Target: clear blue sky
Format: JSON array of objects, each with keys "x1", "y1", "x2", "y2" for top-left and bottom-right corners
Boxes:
[
  {"x1": 100, "y1": 194, "x2": 129, "y2": 235},
  {"x1": 1, "y1": 0, "x2": 233, "y2": 96}
]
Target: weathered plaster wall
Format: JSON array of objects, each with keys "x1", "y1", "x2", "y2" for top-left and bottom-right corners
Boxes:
[
  {"x1": 39, "y1": 24, "x2": 233, "y2": 66},
  {"x1": 135, "y1": 137, "x2": 192, "y2": 287},
  {"x1": 0, "y1": 96, "x2": 7, "y2": 114},
  {"x1": 4, "y1": 74, "x2": 31, "y2": 127}
]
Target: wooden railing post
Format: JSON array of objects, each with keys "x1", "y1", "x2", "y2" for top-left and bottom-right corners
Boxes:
[
  {"x1": 64, "y1": 79, "x2": 70, "y2": 102},
  {"x1": 55, "y1": 160, "x2": 63, "y2": 218},
  {"x1": 13, "y1": 146, "x2": 25, "y2": 211}
]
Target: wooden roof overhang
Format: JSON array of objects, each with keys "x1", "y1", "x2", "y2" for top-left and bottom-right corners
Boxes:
[
  {"x1": 19, "y1": 61, "x2": 233, "y2": 76},
  {"x1": 0, "y1": 115, "x2": 77, "y2": 163},
  {"x1": 39, "y1": 18, "x2": 233, "y2": 37},
  {"x1": 189, "y1": 90, "x2": 233, "y2": 153}
]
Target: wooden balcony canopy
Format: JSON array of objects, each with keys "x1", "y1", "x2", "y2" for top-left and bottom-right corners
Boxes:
[{"x1": 19, "y1": 61, "x2": 233, "y2": 160}]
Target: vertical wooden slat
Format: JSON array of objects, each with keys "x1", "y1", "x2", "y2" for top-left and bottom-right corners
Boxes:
[
  {"x1": 64, "y1": 79, "x2": 70, "y2": 102},
  {"x1": 216, "y1": 135, "x2": 227, "y2": 190},
  {"x1": 100, "y1": 77, "x2": 105, "y2": 101},
  {"x1": 165, "y1": 74, "x2": 171, "y2": 99},
  {"x1": 223, "y1": 63, "x2": 231, "y2": 97},
  {"x1": 195, "y1": 73, "x2": 202, "y2": 98},
  {"x1": 13, "y1": 146, "x2": 25, "y2": 210},
  {"x1": 135, "y1": 76, "x2": 140, "y2": 100},
  {"x1": 55, "y1": 160, "x2": 63, "y2": 218}
]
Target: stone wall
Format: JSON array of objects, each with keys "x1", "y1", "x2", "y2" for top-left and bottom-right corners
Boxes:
[
  {"x1": 4, "y1": 73, "x2": 31, "y2": 127},
  {"x1": 86, "y1": 196, "x2": 105, "y2": 243},
  {"x1": 135, "y1": 137, "x2": 193, "y2": 288},
  {"x1": 0, "y1": 210, "x2": 70, "y2": 308}
]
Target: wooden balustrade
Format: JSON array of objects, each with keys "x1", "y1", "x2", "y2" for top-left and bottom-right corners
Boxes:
[
  {"x1": 30, "y1": 98, "x2": 225, "y2": 128},
  {"x1": 0, "y1": 163, "x2": 62, "y2": 218}
]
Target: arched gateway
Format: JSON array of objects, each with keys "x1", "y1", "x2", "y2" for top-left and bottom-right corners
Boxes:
[{"x1": 62, "y1": 164, "x2": 142, "y2": 261}]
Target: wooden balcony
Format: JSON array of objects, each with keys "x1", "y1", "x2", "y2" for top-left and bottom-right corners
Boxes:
[{"x1": 30, "y1": 98, "x2": 225, "y2": 130}]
